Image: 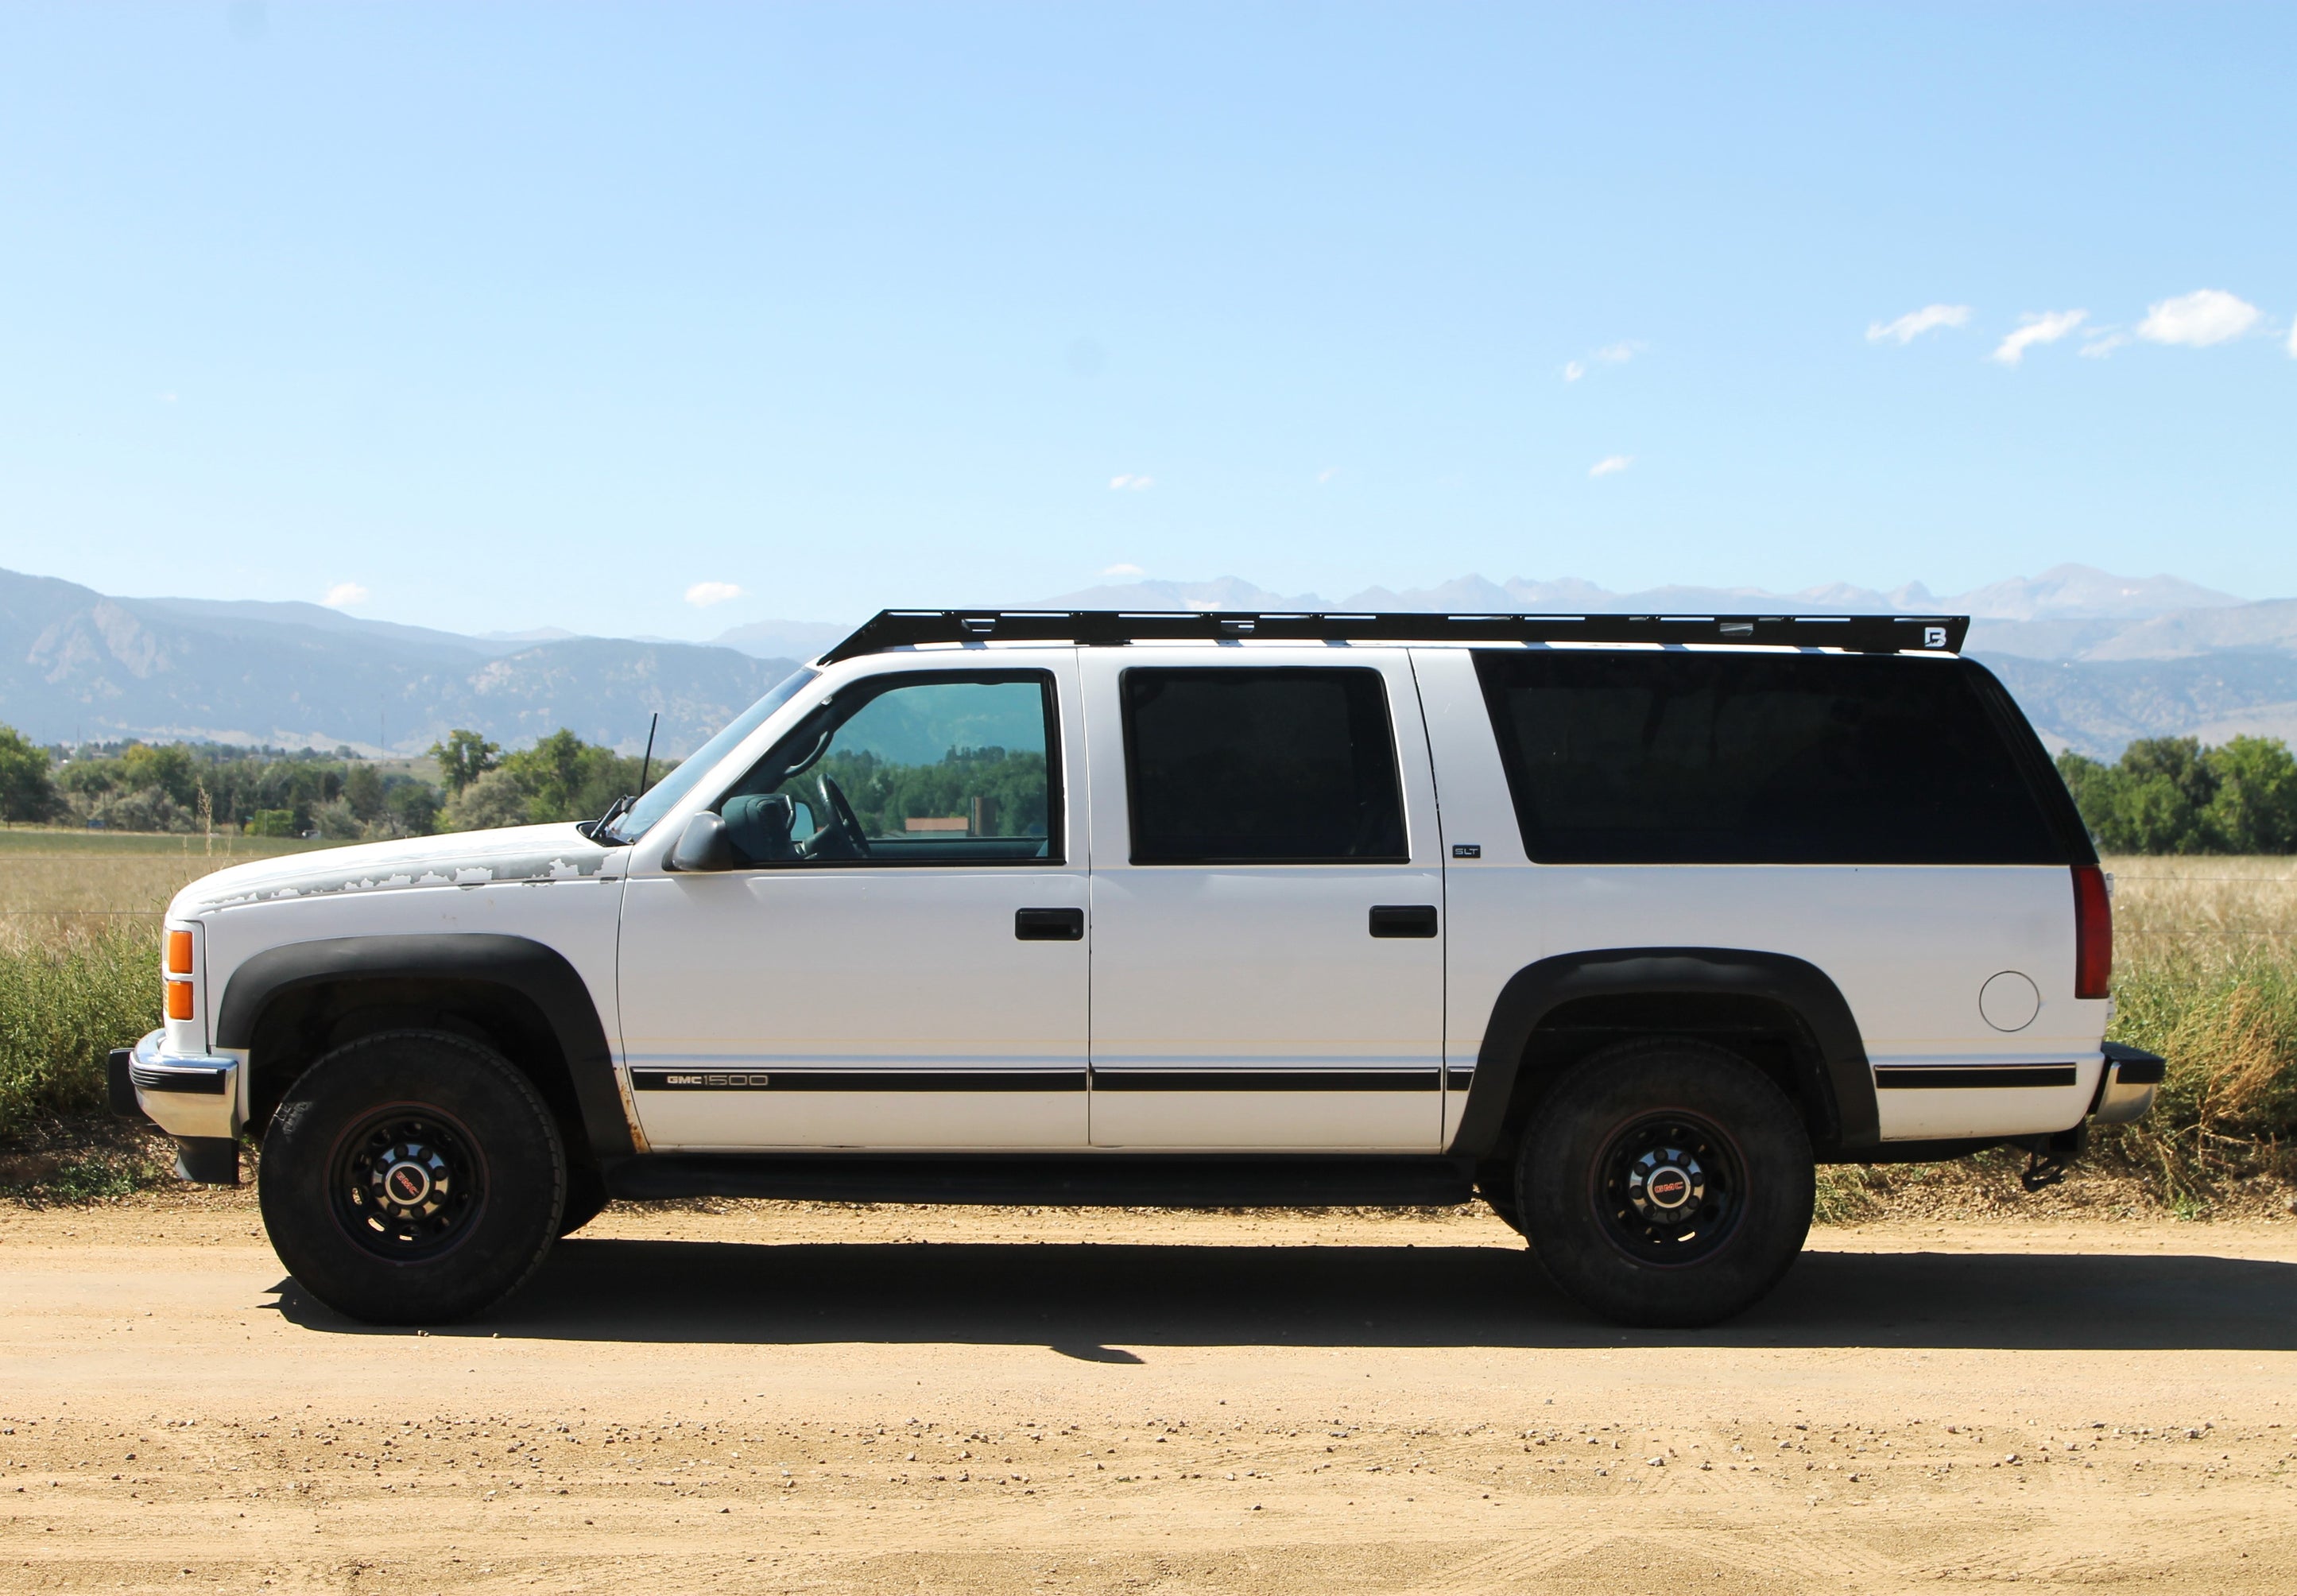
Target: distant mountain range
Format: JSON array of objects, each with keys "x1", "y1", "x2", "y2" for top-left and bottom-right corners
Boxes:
[
  {"x1": 3, "y1": 562, "x2": 2291, "y2": 759},
  {"x1": 0, "y1": 568, "x2": 798, "y2": 757}
]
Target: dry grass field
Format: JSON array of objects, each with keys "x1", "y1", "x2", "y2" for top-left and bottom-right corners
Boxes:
[
  {"x1": 0, "y1": 827, "x2": 320, "y2": 948},
  {"x1": 2108, "y1": 854, "x2": 2297, "y2": 954}
]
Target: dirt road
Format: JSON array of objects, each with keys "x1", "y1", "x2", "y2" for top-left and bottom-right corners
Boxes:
[{"x1": 3, "y1": 1195, "x2": 2295, "y2": 1594}]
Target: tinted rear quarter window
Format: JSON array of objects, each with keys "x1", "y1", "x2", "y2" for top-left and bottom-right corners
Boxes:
[
  {"x1": 1123, "y1": 667, "x2": 1408, "y2": 863},
  {"x1": 1474, "y1": 649, "x2": 2071, "y2": 864}
]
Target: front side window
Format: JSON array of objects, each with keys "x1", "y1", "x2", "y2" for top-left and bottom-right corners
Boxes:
[
  {"x1": 1121, "y1": 667, "x2": 1408, "y2": 864},
  {"x1": 711, "y1": 672, "x2": 1059, "y2": 866}
]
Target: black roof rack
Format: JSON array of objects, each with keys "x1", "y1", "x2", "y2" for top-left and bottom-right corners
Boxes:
[{"x1": 819, "y1": 610, "x2": 1968, "y2": 664}]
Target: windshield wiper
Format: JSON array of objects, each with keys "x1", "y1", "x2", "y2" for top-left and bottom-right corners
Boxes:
[{"x1": 579, "y1": 794, "x2": 634, "y2": 843}]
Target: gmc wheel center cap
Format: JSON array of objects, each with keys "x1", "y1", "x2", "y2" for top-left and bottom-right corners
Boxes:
[
  {"x1": 1644, "y1": 1166, "x2": 1692, "y2": 1208},
  {"x1": 382, "y1": 1160, "x2": 433, "y2": 1207}
]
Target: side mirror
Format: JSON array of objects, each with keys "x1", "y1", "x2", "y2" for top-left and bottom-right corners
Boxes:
[{"x1": 667, "y1": 811, "x2": 735, "y2": 872}]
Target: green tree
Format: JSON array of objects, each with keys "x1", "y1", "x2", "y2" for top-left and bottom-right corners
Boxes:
[
  {"x1": 386, "y1": 781, "x2": 441, "y2": 835},
  {"x1": 0, "y1": 726, "x2": 57, "y2": 823},
  {"x1": 56, "y1": 758, "x2": 114, "y2": 799},
  {"x1": 2059, "y1": 734, "x2": 2297, "y2": 854},
  {"x1": 429, "y1": 730, "x2": 502, "y2": 795},
  {"x1": 2054, "y1": 750, "x2": 2117, "y2": 844},
  {"x1": 432, "y1": 732, "x2": 641, "y2": 831},
  {"x1": 2200, "y1": 736, "x2": 2297, "y2": 853},
  {"x1": 119, "y1": 742, "x2": 199, "y2": 807},
  {"x1": 343, "y1": 763, "x2": 386, "y2": 821},
  {"x1": 442, "y1": 768, "x2": 536, "y2": 831},
  {"x1": 499, "y1": 730, "x2": 641, "y2": 824}
]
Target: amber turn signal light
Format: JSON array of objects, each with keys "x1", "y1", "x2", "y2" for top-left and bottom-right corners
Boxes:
[
  {"x1": 165, "y1": 979, "x2": 194, "y2": 1021},
  {"x1": 166, "y1": 929, "x2": 193, "y2": 974}
]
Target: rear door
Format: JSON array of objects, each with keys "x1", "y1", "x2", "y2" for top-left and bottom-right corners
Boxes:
[{"x1": 1079, "y1": 648, "x2": 1447, "y2": 1149}]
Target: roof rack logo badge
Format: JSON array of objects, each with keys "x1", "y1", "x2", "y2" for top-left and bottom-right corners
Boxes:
[{"x1": 1923, "y1": 626, "x2": 1947, "y2": 649}]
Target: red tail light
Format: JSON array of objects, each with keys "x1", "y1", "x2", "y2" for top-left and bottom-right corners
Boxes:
[{"x1": 2073, "y1": 865, "x2": 2112, "y2": 999}]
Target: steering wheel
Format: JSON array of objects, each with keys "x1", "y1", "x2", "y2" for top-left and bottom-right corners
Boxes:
[{"x1": 804, "y1": 770, "x2": 870, "y2": 860}]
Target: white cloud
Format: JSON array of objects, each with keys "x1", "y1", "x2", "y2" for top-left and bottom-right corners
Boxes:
[
  {"x1": 2136, "y1": 289, "x2": 2261, "y2": 347},
  {"x1": 1316, "y1": 467, "x2": 1341, "y2": 484},
  {"x1": 2289, "y1": 322, "x2": 2297, "y2": 359},
  {"x1": 1102, "y1": 562, "x2": 1145, "y2": 578},
  {"x1": 321, "y1": 581, "x2": 368, "y2": 610},
  {"x1": 1866, "y1": 304, "x2": 1972, "y2": 344},
  {"x1": 1588, "y1": 455, "x2": 1633, "y2": 478},
  {"x1": 1989, "y1": 309, "x2": 2087, "y2": 365},
  {"x1": 1563, "y1": 341, "x2": 1644, "y2": 382},
  {"x1": 1109, "y1": 474, "x2": 1154, "y2": 491},
  {"x1": 684, "y1": 580, "x2": 743, "y2": 607},
  {"x1": 2079, "y1": 331, "x2": 2130, "y2": 358}
]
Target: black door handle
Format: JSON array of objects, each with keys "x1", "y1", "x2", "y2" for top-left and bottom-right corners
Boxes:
[
  {"x1": 1015, "y1": 907, "x2": 1085, "y2": 941},
  {"x1": 1369, "y1": 905, "x2": 1439, "y2": 938}
]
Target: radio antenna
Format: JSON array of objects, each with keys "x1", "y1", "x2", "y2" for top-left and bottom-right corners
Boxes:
[{"x1": 637, "y1": 712, "x2": 659, "y2": 796}]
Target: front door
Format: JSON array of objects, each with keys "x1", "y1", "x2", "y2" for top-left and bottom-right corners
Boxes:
[
  {"x1": 1079, "y1": 650, "x2": 1447, "y2": 1149},
  {"x1": 617, "y1": 657, "x2": 1090, "y2": 1149}
]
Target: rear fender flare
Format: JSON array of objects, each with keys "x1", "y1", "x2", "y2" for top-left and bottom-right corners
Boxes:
[{"x1": 1450, "y1": 947, "x2": 1877, "y2": 1159}]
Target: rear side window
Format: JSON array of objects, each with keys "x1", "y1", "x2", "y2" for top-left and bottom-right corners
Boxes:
[
  {"x1": 1474, "y1": 650, "x2": 2068, "y2": 864},
  {"x1": 1122, "y1": 668, "x2": 1408, "y2": 864}
]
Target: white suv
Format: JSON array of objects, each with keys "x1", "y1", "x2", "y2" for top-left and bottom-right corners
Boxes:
[{"x1": 117, "y1": 610, "x2": 2161, "y2": 1328}]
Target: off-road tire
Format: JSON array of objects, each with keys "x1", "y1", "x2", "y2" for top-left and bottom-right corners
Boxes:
[
  {"x1": 258, "y1": 1030, "x2": 566, "y2": 1325},
  {"x1": 1515, "y1": 1037, "x2": 1813, "y2": 1328}
]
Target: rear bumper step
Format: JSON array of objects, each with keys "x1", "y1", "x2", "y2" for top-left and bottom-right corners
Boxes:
[{"x1": 2090, "y1": 1041, "x2": 2166, "y2": 1125}]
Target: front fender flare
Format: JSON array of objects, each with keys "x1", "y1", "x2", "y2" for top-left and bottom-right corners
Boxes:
[
  {"x1": 214, "y1": 932, "x2": 635, "y2": 1159},
  {"x1": 1450, "y1": 947, "x2": 1877, "y2": 1159}
]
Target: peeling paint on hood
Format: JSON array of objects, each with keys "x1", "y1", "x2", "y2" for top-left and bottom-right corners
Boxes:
[{"x1": 176, "y1": 823, "x2": 617, "y2": 913}]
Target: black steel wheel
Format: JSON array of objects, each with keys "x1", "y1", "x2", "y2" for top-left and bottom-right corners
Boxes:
[
  {"x1": 1591, "y1": 1110, "x2": 1743, "y2": 1265},
  {"x1": 260, "y1": 1030, "x2": 565, "y2": 1325},
  {"x1": 331, "y1": 1108, "x2": 485, "y2": 1258},
  {"x1": 1514, "y1": 1038, "x2": 1812, "y2": 1328}
]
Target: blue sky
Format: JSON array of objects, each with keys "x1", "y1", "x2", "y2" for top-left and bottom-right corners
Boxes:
[{"x1": 0, "y1": 3, "x2": 2291, "y2": 638}]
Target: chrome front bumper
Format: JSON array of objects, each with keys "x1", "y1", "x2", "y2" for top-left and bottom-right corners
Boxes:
[
  {"x1": 2090, "y1": 1041, "x2": 2166, "y2": 1126},
  {"x1": 114, "y1": 1030, "x2": 243, "y2": 1184}
]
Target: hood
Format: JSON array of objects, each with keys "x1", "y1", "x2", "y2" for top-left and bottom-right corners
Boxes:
[{"x1": 174, "y1": 823, "x2": 614, "y2": 914}]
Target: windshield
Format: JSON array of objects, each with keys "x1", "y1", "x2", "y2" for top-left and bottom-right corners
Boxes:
[{"x1": 602, "y1": 668, "x2": 820, "y2": 843}]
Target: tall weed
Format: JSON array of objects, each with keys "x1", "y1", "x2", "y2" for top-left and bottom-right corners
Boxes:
[
  {"x1": 2098, "y1": 944, "x2": 2297, "y2": 1203},
  {"x1": 0, "y1": 924, "x2": 157, "y2": 1136}
]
